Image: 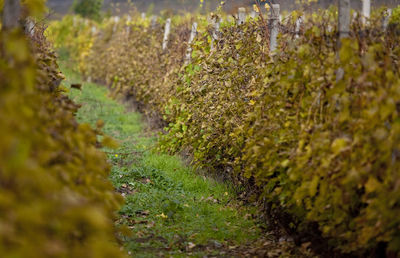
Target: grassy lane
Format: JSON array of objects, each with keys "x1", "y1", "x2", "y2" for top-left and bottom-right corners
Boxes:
[
  {"x1": 60, "y1": 65, "x2": 264, "y2": 257},
  {"x1": 61, "y1": 65, "x2": 309, "y2": 257}
]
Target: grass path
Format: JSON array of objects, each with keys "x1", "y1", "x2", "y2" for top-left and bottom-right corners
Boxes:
[{"x1": 61, "y1": 65, "x2": 308, "y2": 257}]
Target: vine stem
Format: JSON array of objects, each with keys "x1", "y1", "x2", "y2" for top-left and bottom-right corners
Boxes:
[{"x1": 255, "y1": 0, "x2": 272, "y2": 52}]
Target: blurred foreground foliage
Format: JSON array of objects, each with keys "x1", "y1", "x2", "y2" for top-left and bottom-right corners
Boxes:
[
  {"x1": 0, "y1": 3, "x2": 125, "y2": 257},
  {"x1": 48, "y1": 5, "x2": 400, "y2": 256}
]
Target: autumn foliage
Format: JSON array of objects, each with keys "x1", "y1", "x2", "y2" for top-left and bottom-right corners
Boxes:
[
  {"x1": 48, "y1": 6, "x2": 400, "y2": 255},
  {"x1": 0, "y1": 3, "x2": 125, "y2": 257}
]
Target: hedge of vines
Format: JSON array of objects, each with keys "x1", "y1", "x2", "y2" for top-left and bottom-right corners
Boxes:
[
  {"x1": 0, "y1": 3, "x2": 125, "y2": 257},
  {"x1": 48, "y1": 6, "x2": 400, "y2": 255}
]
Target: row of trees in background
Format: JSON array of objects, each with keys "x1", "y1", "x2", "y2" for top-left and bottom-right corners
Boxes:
[{"x1": 73, "y1": 0, "x2": 103, "y2": 21}]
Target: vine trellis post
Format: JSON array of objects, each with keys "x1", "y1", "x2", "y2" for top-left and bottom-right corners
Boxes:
[
  {"x1": 337, "y1": 0, "x2": 351, "y2": 81},
  {"x1": 92, "y1": 26, "x2": 97, "y2": 35},
  {"x1": 211, "y1": 16, "x2": 220, "y2": 50},
  {"x1": 2, "y1": 0, "x2": 21, "y2": 30},
  {"x1": 185, "y1": 22, "x2": 198, "y2": 64},
  {"x1": 162, "y1": 18, "x2": 172, "y2": 50},
  {"x1": 25, "y1": 18, "x2": 35, "y2": 36},
  {"x1": 2, "y1": 0, "x2": 34, "y2": 36},
  {"x1": 339, "y1": 0, "x2": 350, "y2": 39},
  {"x1": 383, "y1": 9, "x2": 392, "y2": 30},
  {"x1": 362, "y1": 0, "x2": 371, "y2": 24},
  {"x1": 295, "y1": 16, "x2": 303, "y2": 38},
  {"x1": 113, "y1": 16, "x2": 120, "y2": 33},
  {"x1": 151, "y1": 15, "x2": 158, "y2": 28},
  {"x1": 126, "y1": 15, "x2": 132, "y2": 34},
  {"x1": 269, "y1": 4, "x2": 280, "y2": 53},
  {"x1": 238, "y1": 7, "x2": 246, "y2": 25}
]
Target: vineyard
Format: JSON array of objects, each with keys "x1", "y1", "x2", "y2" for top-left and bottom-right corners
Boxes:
[{"x1": 2, "y1": 0, "x2": 400, "y2": 257}]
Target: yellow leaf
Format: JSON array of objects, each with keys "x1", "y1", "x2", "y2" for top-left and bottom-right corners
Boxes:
[
  {"x1": 157, "y1": 213, "x2": 168, "y2": 219},
  {"x1": 281, "y1": 159, "x2": 290, "y2": 168},
  {"x1": 365, "y1": 178, "x2": 380, "y2": 193},
  {"x1": 253, "y1": 4, "x2": 260, "y2": 13},
  {"x1": 331, "y1": 138, "x2": 350, "y2": 155}
]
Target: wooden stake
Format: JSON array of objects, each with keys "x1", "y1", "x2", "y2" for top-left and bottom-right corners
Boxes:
[
  {"x1": 2, "y1": 0, "x2": 21, "y2": 30},
  {"x1": 238, "y1": 7, "x2": 246, "y2": 25},
  {"x1": 151, "y1": 15, "x2": 157, "y2": 28},
  {"x1": 185, "y1": 22, "x2": 198, "y2": 64},
  {"x1": 338, "y1": 0, "x2": 350, "y2": 39},
  {"x1": 25, "y1": 19, "x2": 35, "y2": 36},
  {"x1": 126, "y1": 15, "x2": 131, "y2": 34},
  {"x1": 211, "y1": 16, "x2": 220, "y2": 50},
  {"x1": 295, "y1": 16, "x2": 303, "y2": 38},
  {"x1": 352, "y1": 11, "x2": 358, "y2": 22},
  {"x1": 269, "y1": 4, "x2": 280, "y2": 53},
  {"x1": 337, "y1": 0, "x2": 350, "y2": 81},
  {"x1": 113, "y1": 16, "x2": 120, "y2": 33},
  {"x1": 362, "y1": 0, "x2": 370, "y2": 24},
  {"x1": 383, "y1": 9, "x2": 392, "y2": 30},
  {"x1": 162, "y1": 18, "x2": 171, "y2": 50}
]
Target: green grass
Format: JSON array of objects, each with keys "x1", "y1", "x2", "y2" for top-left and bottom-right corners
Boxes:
[{"x1": 61, "y1": 64, "x2": 261, "y2": 257}]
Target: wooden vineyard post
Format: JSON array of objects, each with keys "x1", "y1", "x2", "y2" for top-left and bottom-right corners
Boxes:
[
  {"x1": 250, "y1": 11, "x2": 257, "y2": 19},
  {"x1": 151, "y1": 15, "x2": 158, "y2": 28},
  {"x1": 211, "y1": 16, "x2": 220, "y2": 50},
  {"x1": 352, "y1": 11, "x2": 358, "y2": 23},
  {"x1": 126, "y1": 15, "x2": 131, "y2": 34},
  {"x1": 2, "y1": 0, "x2": 21, "y2": 30},
  {"x1": 185, "y1": 22, "x2": 198, "y2": 64},
  {"x1": 113, "y1": 16, "x2": 120, "y2": 33},
  {"x1": 25, "y1": 18, "x2": 35, "y2": 36},
  {"x1": 295, "y1": 16, "x2": 303, "y2": 38},
  {"x1": 338, "y1": 0, "x2": 351, "y2": 40},
  {"x1": 383, "y1": 9, "x2": 392, "y2": 30},
  {"x1": 269, "y1": 4, "x2": 280, "y2": 53},
  {"x1": 162, "y1": 18, "x2": 171, "y2": 51},
  {"x1": 238, "y1": 7, "x2": 246, "y2": 25},
  {"x1": 91, "y1": 26, "x2": 97, "y2": 35},
  {"x1": 362, "y1": 0, "x2": 370, "y2": 25},
  {"x1": 337, "y1": 0, "x2": 350, "y2": 81}
]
